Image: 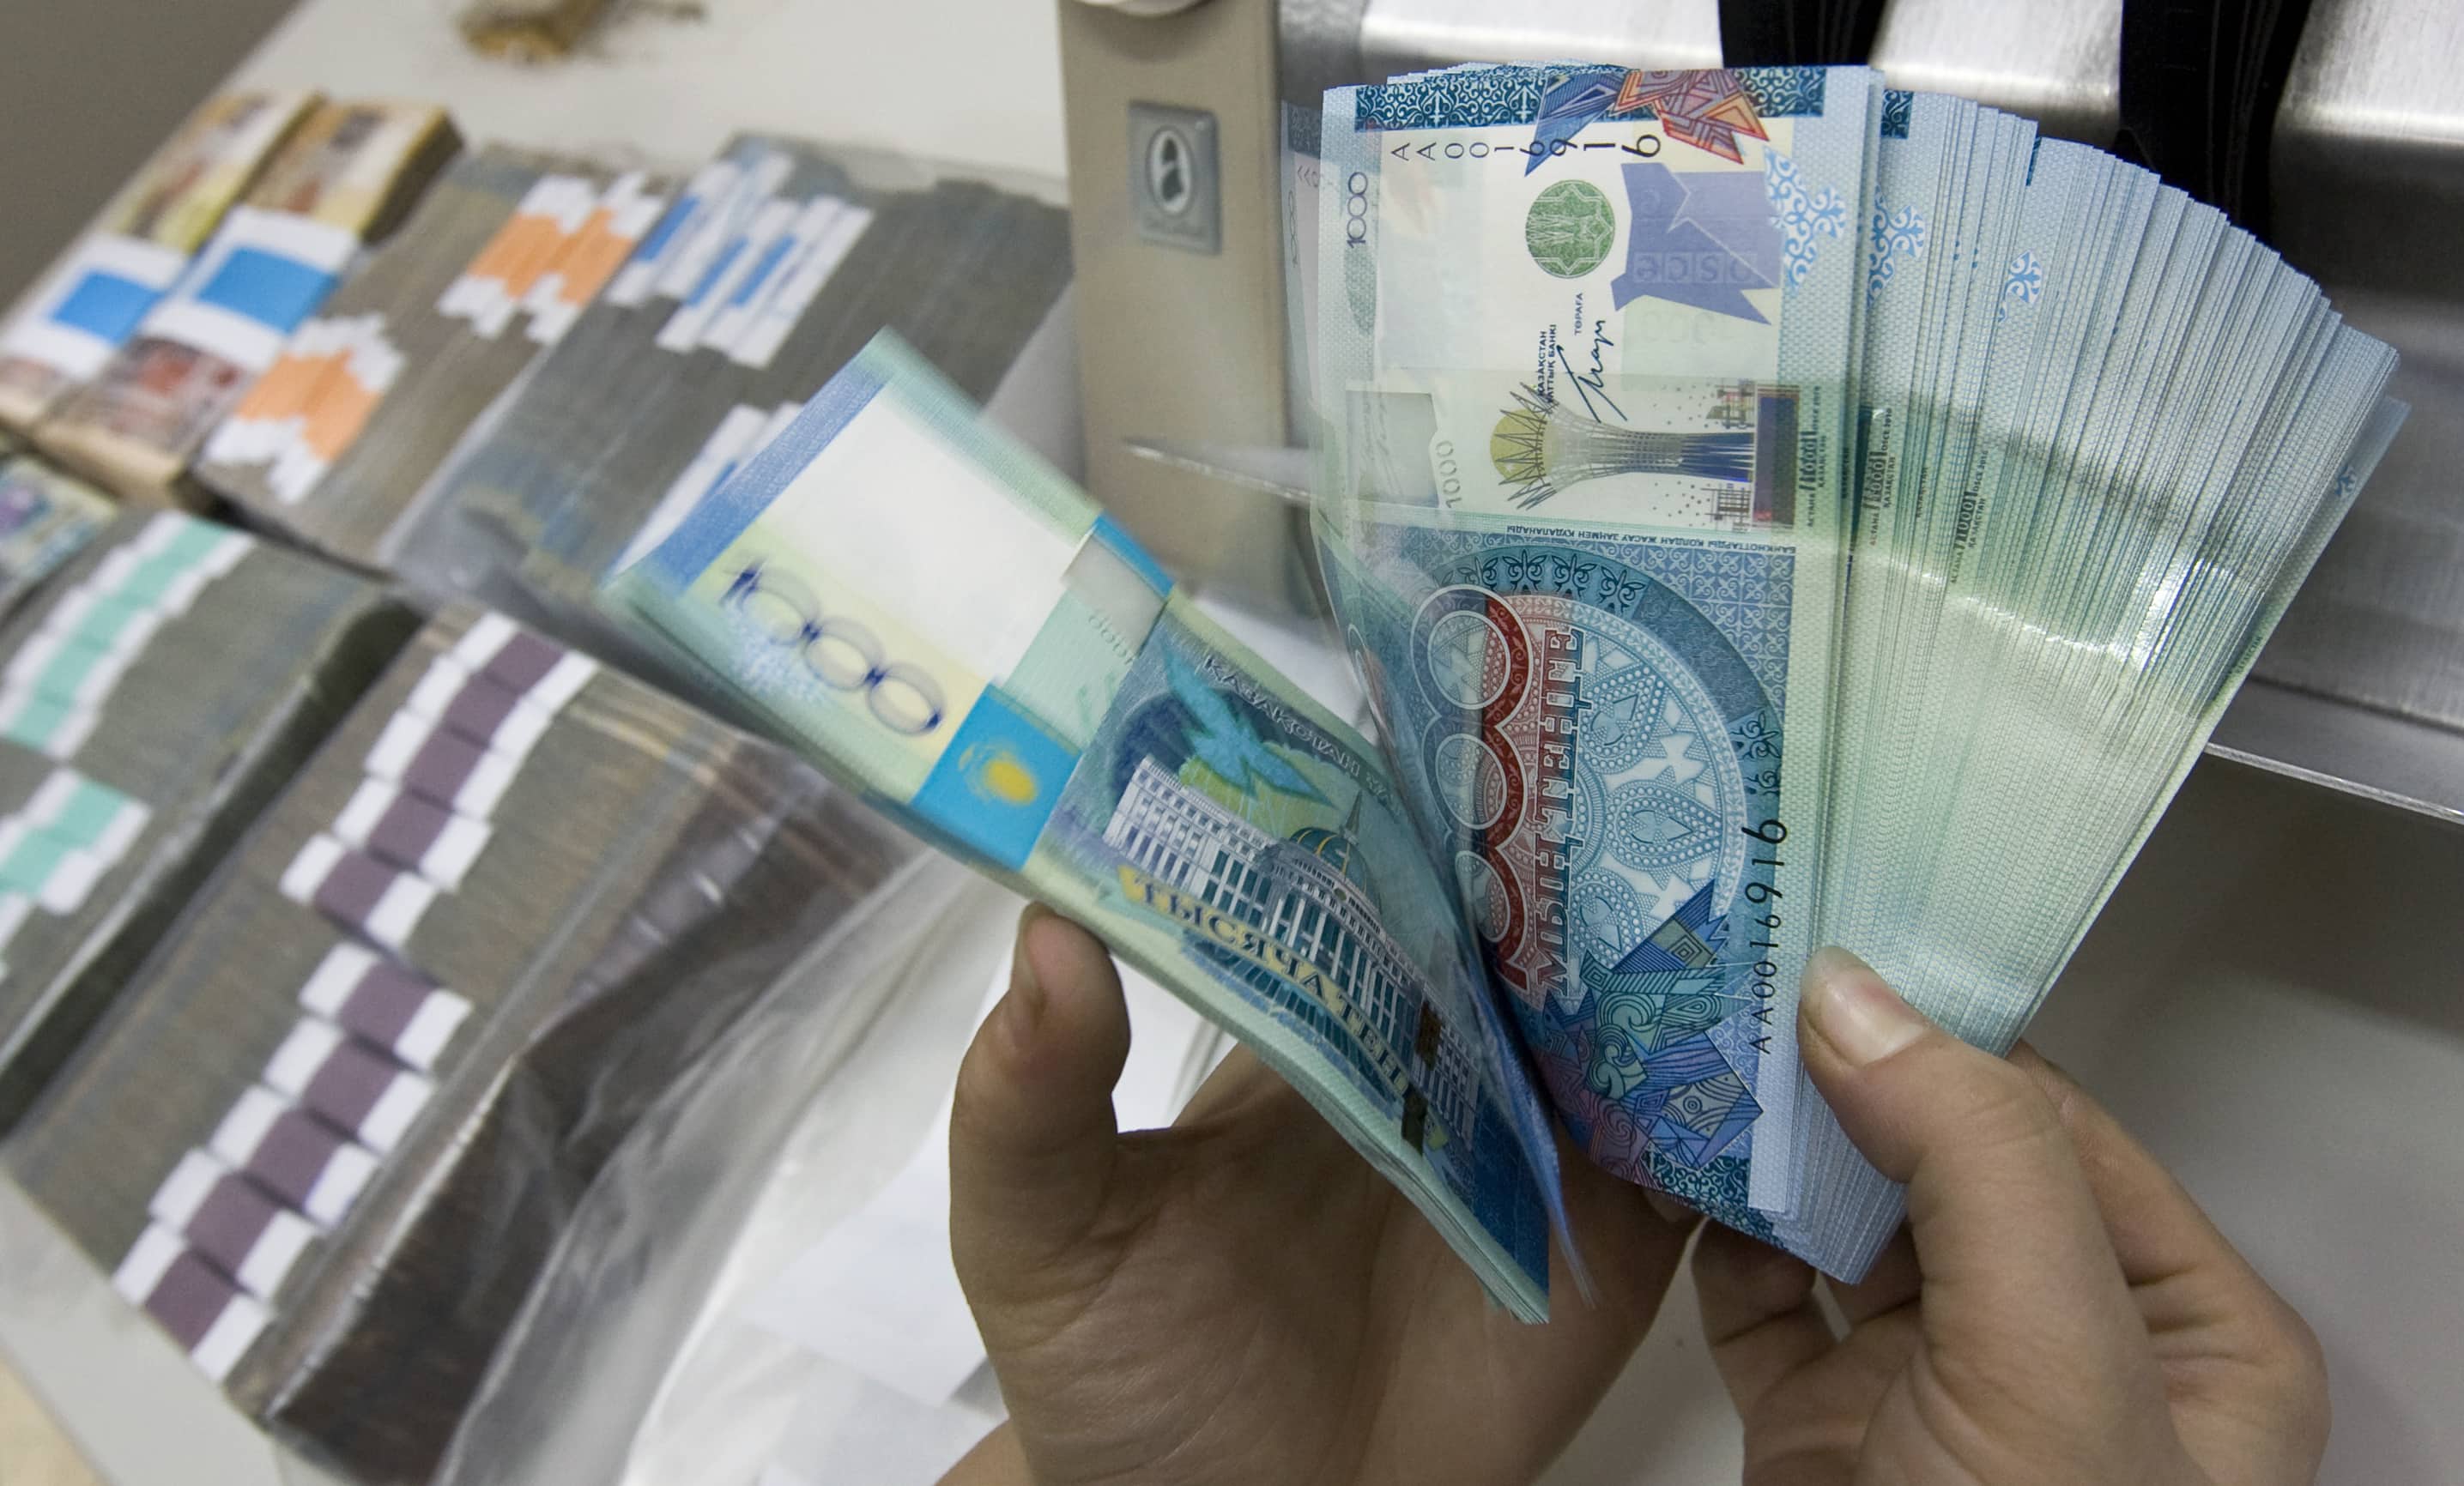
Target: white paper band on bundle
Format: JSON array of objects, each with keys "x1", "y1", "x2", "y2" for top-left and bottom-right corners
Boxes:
[
  {"x1": 0, "y1": 819, "x2": 107, "y2": 914},
  {"x1": 111, "y1": 1223, "x2": 273, "y2": 1382},
  {"x1": 659, "y1": 195, "x2": 797, "y2": 353},
  {"x1": 525, "y1": 172, "x2": 671, "y2": 343},
  {"x1": 0, "y1": 688, "x2": 103, "y2": 761},
  {"x1": 297, "y1": 943, "x2": 472, "y2": 1072},
  {"x1": 608, "y1": 158, "x2": 739, "y2": 308},
  {"x1": 363, "y1": 711, "x2": 521, "y2": 819},
  {"x1": 202, "y1": 315, "x2": 352, "y2": 468},
  {"x1": 112, "y1": 1223, "x2": 188, "y2": 1307},
  {"x1": 145, "y1": 208, "x2": 359, "y2": 373},
  {"x1": 262, "y1": 1017, "x2": 434, "y2": 1157},
  {"x1": 24, "y1": 770, "x2": 150, "y2": 862},
  {"x1": 448, "y1": 613, "x2": 599, "y2": 712},
  {"x1": 733, "y1": 202, "x2": 873, "y2": 371},
  {"x1": 652, "y1": 156, "x2": 790, "y2": 304},
  {"x1": 27, "y1": 589, "x2": 166, "y2": 669},
  {"x1": 209, "y1": 1084, "x2": 380, "y2": 1229},
  {"x1": 144, "y1": 1149, "x2": 319, "y2": 1299},
  {"x1": 279, "y1": 833, "x2": 439, "y2": 951},
  {"x1": 332, "y1": 776, "x2": 491, "y2": 892},
  {"x1": 0, "y1": 234, "x2": 191, "y2": 380}
]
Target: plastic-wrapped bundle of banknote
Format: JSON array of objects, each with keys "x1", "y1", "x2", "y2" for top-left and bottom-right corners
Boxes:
[
  {"x1": 0, "y1": 90, "x2": 323, "y2": 435},
  {"x1": 192, "y1": 146, "x2": 671, "y2": 570},
  {"x1": 36, "y1": 101, "x2": 461, "y2": 505},
  {"x1": 384, "y1": 132, "x2": 1072, "y2": 657},
  {"x1": 0, "y1": 510, "x2": 414, "y2": 1130},
  {"x1": 8, "y1": 604, "x2": 927, "y2": 1485},
  {"x1": 607, "y1": 61, "x2": 2406, "y2": 1320}
]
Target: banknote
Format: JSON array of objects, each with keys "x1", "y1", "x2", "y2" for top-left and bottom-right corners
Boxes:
[
  {"x1": 605, "y1": 332, "x2": 1561, "y2": 1318},
  {"x1": 1310, "y1": 65, "x2": 1881, "y2": 1232}
]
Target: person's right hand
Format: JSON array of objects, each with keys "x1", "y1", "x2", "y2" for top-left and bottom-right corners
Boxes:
[{"x1": 1695, "y1": 948, "x2": 2329, "y2": 1486}]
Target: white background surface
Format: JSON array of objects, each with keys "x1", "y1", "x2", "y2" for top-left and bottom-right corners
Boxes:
[{"x1": 2, "y1": 3, "x2": 2455, "y2": 1483}]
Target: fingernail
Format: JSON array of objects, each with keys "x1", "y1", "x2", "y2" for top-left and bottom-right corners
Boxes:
[
  {"x1": 1801, "y1": 947, "x2": 1924, "y2": 1067},
  {"x1": 1643, "y1": 1188, "x2": 1693, "y2": 1226},
  {"x1": 1002, "y1": 907, "x2": 1053, "y2": 1053}
]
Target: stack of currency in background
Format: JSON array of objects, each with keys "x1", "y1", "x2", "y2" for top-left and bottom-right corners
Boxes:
[
  {"x1": 608, "y1": 62, "x2": 2406, "y2": 1320},
  {"x1": 38, "y1": 101, "x2": 461, "y2": 504},
  {"x1": 0, "y1": 456, "x2": 115, "y2": 621},
  {"x1": 386, "y1": 132, "x2": 1071, "y2": 636},
  {"x1": 8, "y1": 605, "x2": 923, "y2": 1484},
  {"x1": 1303, "y1": 63, "x2": 2404, "y2": 1278},
  {"x1": 0, "y1": 90, "x2": 321, "y2": 434},
  {"x1": 194, "y1": 147, "x2": 669, "y2": 570},
  {"x1": 0, "y1": 510, "x2": 412, "y2": 1129}
]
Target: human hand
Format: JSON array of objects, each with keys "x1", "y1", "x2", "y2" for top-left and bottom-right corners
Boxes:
[
  {"x1": 1695, "y1": 948, "x2": 2328, "y2": 1486},
  {"x1": 939, "y1": 907, "x2": 1696, "y2": 1486}
]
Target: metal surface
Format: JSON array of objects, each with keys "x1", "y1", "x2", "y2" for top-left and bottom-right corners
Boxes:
[
  {"x1": 2249, "y1": 0, "x2": 2464, "y2": 754},
  {"x1": 1868, "y1": 0, "x2": 2122, "y2": 142},
  {"x1": 1351, "y1": 0, "x2": 1718, "y2": 82},
  {"x1": 2209, "y1": 679, "x2": 2464, "y2": 825}
]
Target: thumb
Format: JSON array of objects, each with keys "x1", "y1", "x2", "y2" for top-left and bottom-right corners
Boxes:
[
  {"x1": 949, "y1": 906, "x2": 1131, "y2": 1307},
  {"x1": 1798, "y1": 948, "x2": 2144, "y2": 1358}
]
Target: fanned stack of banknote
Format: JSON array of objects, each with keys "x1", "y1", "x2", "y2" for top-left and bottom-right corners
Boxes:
[{"x1": 608, "y1": 62, "x2": 2405, "y2": 1315}]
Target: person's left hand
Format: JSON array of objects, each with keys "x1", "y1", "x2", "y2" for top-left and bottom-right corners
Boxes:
[{"x1": 939, "y1": 906, "x2": 1696, "y2": 1486}]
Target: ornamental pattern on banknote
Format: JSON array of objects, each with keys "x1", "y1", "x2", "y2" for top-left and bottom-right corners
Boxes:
[
  {"x1": 1377, "y1": 526, "x2": 1789, "y2": 1194},
  {"x1": 1880, "y1": 88, "x2": 1915, "y2": 140},
  {"x1": 1354, "y1": 64, "x2": 1825, "y2": 144},
  {"x1": 1764, "y1": 150, "x2": 1851, "y2": 287},
  {"x1": 1867, "y1": 201, "x2": 1930, "y2": 298},
  {"x1": 2002, "y1": 251, "x2": 2045, "y2": 310}
]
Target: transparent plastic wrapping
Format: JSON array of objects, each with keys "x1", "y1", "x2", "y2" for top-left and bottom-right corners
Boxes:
[
  {"x1": 4, "y1": 603, "x2": 932, "y2": 1485},
  {"x1": 0, "y1": 510, "x2": 414, "y2": 1131},
  {"x1": 1292, "y1": 64, "x2": 2406, "y2": 1278}
]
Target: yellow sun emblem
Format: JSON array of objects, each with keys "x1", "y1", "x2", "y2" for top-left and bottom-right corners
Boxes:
[{"x1": 964, "y1": 743, "x2": 1041, "y2": 806}]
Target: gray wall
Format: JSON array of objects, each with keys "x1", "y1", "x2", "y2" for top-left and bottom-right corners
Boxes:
[{"x1": 0, "y1": 0, "x2": 300, "y2": 302}]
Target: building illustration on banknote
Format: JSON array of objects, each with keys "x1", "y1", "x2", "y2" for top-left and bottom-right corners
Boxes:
[{"x1": 1103, "y1": 756, "x2": 1480, "y2": 1152}]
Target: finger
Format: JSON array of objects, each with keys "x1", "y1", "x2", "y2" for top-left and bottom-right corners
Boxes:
[
  {"x1": 2008, "y1": 1044, "x2": 2270, "y2": 1297},
  {"x1": 1694, "y1": 1223, "x2": 1836, "y2": 1416},
  {"x1": 948, "y1": 907, "x2": 1132, "y2": 1302},
  {"x1": 2010, "y1": 1045, "x2": 2330, "y2": 1479},
  {"x1": 1797, "y1": 949, "x2": 2147, "y2": 1362},
  {"x1": 1829, "y1": 1227, "x2": 1919, "y2": 1326}
]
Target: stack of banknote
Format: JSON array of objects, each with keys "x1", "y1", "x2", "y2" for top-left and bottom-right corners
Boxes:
[{"x1": 608, "y1": 62, "x2": 2405, "y2": 1314}]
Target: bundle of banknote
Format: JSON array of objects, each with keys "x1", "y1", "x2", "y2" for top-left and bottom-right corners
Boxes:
[
  {"x1": 0, "y1": 510, "x2": 413, "y2": 1129},
  {"x1": 608, "y1": 63, "x2": 2405, "y2": 1314},
  {"x1": 1302, "y1": 62, "x2": 2403, "y2": 1277},
  {"x1": 193, "y1": 146, "x2": 668, "y2": 568},
  {"x1": 385, "y1": 133, "x2": 1072, "y2": 655},
  {"x1": 9, "y1": 604, "x2": 923, "y2": 1483},
  {"x1": 36, "y1": 101, "x2": 462, "y2": 504},
  {"x1": 0, "y1": 90, "x2": 322, "y2": 434}
]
